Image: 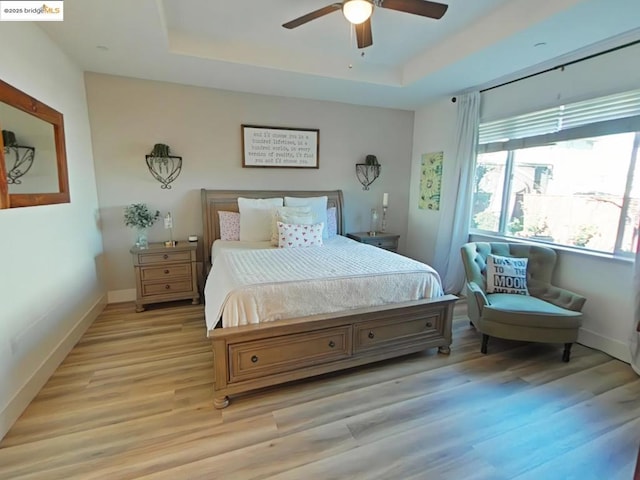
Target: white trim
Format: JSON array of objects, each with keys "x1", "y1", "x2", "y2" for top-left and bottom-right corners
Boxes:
[
  {"x1": 0, "y1": 294, "x2": 107, "y2": 440},
  {"x1": 473, "y1": 29, "x2": 640, "y2": 96},
  {"x1": 107, "y1": 288, "x2": 136, "y2": 304},
  {"x1": 469, "y1": 232, "x2": 634, "y2": 265},
  {"x1": 578, "y1": 327, "x2": 631, "y2": 363}
]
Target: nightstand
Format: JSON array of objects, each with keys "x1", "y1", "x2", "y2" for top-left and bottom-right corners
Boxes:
[
  {"x1": 130, "y1": 241, "x2": 200, "y2": 312},
  {"x1": 346, "y1": 232, "x2": 400, "y2": 252}
]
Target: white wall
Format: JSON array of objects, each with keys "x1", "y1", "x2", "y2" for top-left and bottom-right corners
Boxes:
[
  {"x1": 0, "y1": 24, "x2": 105, "y2": 439},
  {"x1": 409, "y1": 43, "x2": 640, "y2": 362},
  {"x1": 84, "y1": 73, "x2": 415, "y2": 299},
  {"x1": 406, "y1": 98, "x2": 458, "y2": 266}
]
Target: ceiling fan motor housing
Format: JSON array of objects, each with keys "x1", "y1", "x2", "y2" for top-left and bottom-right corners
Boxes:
[
  {"x1": 342, "y1": 0, "x2": 374, "y2": 25},
  {"x1": 282, "y1": 0, "x2": 448, "y2": 49}
]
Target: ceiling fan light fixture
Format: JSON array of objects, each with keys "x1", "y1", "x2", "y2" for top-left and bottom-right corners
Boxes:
[{"x1": 342, "y1": 0, "x2": 373, "y2": 25}]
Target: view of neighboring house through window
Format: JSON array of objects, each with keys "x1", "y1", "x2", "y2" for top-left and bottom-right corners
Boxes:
[{"x1": 471, "y1": 89, "x2": 640, "y2": 257}]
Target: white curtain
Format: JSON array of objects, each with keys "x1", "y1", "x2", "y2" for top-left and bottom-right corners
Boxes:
[
  {"x1": 631, "y1": 228, "x2": 640, "y2": 375},
  {"x1": 433, "y1": 91, "x2": 480, "y2": 294}
]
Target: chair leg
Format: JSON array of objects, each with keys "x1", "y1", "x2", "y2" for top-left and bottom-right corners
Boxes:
[
  {"x1": 481, "y1": 334, "x2": 489, "y2": 354},
  {"x1": 562, "y1": 343, "x2": 573, "y2": 362}
]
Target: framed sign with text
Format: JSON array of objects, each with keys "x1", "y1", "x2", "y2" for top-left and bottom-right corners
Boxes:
[{"x1": 242, "y1": 125, "x2": 319, "y2": 168}]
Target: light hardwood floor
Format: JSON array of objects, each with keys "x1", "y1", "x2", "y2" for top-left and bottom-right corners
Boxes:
[{"x1": 1, "y1": 301, "x2": 639, "y2": 479}]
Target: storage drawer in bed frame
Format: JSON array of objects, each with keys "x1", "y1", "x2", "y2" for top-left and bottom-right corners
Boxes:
[
  {"x1": 211, "y1": 295, "x2": 457, "y2": 408},
  {"x1": 228, "y1": 326, "x2": 351, "y2": 383},
  {"x1": 353, "y1": 311, "x2": 442, "y2": 352}
]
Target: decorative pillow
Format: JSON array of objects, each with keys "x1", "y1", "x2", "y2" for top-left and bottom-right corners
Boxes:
[
  {"x1": 326, "y1": 207, "x2": 337, "y2": 237},
  {"x1": 270, "y1": 206, "x2": 314, "y2": 246},
  {"x1": 238, "y1": 197, "x2": 284, "y2": 242},
  {"x1": 485, "y1": 254, "x2": 529, "y2": 295},
  {"x1": 277, "y1": 221, "x2": 323, "y2": 248},
  {"x1": 218, "y1": 211, "x2": 240, "y2": 241},
  {"x1": 284, "y1": 196, "x2": 329, "y2": 239}
]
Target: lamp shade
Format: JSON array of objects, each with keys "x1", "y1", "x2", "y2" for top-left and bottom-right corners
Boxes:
[{"x1": 342, "y1": 0, "x2": 373, "y2": 24}]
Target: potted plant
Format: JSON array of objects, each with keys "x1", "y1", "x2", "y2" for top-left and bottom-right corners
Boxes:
[{"x1": 124, "y1": 203, "x2": 160, "y2": 248}]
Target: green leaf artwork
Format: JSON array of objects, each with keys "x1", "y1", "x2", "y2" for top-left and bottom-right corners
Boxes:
[{"x1": 419, "y1": 151, "x2": 443, "y2": 210}]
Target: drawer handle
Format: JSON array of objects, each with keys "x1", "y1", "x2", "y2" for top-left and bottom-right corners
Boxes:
[
  {"x1": 328, "y1": 340, "x2": 335, "y2": 348},
  {"x1": 251, "y1": 355, "x2": 259, "y2": 363},
  {"x1": 368, "y1": 331, "x2": 375, "y2": 339},
  {"x1": 426, "y1": 322, "x2": 432, "y2": 328},
  {"x1": 164, "y1": 269, "x2": 170, "y2": 274},
  {"x1": 163, "y1": 254, "x2": 169, "y2": 260},
  {"x1": 165, "y1": 284, "x2": 171, "y2": 290}
]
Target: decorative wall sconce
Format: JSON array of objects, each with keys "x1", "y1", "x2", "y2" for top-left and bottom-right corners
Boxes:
[
  {"x1": 145, "y1": 143, "x2": 182, "y2": 189},
  {"x1": 355, "y1": 154, "x2": 380, "y2": 190},
  {"x1": 2, "y1": 130, "x2": 35, "y2": 184}
]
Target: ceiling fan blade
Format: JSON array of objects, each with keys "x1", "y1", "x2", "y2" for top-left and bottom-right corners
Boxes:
[
  {"x1": 355, "y1": 18, "x2": 373, "y2": 49},
  {"x1": 282, "y1": 3, "x2": 342, "y2": 29},
  {"x1": 381, "y1": 0, "x2": 448, "y2": 19}
]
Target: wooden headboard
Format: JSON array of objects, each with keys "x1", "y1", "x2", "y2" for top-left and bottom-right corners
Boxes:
[{"x1": 200, "y1": 189, "x2": 345, "y2": 268}]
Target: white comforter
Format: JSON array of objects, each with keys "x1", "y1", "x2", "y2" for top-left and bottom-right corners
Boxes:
[{"x1": 204, "y1": 236, "x2": 443, "y2": 333}]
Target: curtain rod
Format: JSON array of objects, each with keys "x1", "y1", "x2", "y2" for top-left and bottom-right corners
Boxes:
[{"x1": 451, "y1": 38, "x2": 640, "y2": 103}]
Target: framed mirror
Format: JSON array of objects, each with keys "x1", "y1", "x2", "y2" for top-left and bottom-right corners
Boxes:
[{"x1": 0, "y1": 79, "x2": 69, "y2": 209}]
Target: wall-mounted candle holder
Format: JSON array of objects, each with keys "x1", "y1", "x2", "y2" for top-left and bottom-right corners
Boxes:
[{"x1": 145, "y1": 143, "x2": 182, "y2": 189}]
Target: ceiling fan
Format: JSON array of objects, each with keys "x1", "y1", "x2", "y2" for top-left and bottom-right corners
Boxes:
[{"x1": 282, "y1": 0, "x2": 448, "y2": 49}]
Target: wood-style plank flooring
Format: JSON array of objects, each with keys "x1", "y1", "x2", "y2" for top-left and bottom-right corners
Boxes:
[{"x1": 1, "y1": 301, "x2": 639, "y2": 479}]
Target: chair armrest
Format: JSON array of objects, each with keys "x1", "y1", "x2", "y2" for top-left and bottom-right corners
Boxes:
[
  {"x1": 537, "y1": 285, "x2": 586, "y2": 312},
  {"x1": 466, "y1": 281, "x2": 489, "y2": 322}
]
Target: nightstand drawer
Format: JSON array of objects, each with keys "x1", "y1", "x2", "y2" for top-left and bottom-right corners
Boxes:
[
  {"x1": 364, "y1": 237, "x2": 398, "y2": 249},
  {"x1": 347, "y1": 232, "x2": 400, "y2": 252},
  {"x1": 136, "y1": 251, "x2": 192, "y2": 265},
  {"x1": 141, "y1": 264, "x2": 192, "y2": 281},
  {"x1": 130, "y1": 241, "x2": 200, "y2": 312},
  {"x1": 142, "y1": 279, "x2": 193, "y2": 296}
]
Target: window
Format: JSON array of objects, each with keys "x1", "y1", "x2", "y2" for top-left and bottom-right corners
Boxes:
[{"x1": 471, "y1": 89, "x2": 640, "y2": 256}]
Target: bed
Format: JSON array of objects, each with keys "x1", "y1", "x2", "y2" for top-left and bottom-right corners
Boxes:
[{"x1": 201, "y1": 189, "x2": 457, "y2": 408}]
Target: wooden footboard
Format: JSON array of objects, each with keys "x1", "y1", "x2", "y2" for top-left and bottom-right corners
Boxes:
[{"x1": 210, "y1": 294, "x2": 457, "y2": 408}]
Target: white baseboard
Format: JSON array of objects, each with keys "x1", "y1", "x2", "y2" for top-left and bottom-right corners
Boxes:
[
  {"x1": 107, "y1": 288, "x2": 136, "y2": 304},
  {"x1": 0, "y1": 294, "x2": 107, "y2": 441},
  {"x1": 578, "y1": 327, "x2": 631, "y2": 364}
]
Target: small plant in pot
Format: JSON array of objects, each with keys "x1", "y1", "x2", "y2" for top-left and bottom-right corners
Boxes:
[{"x1": 124, "y1": 203, "x2": 160, "y2": 248}]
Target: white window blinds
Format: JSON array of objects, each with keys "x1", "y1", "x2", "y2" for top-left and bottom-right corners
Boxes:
[{"x1": 479, "y1": 88, "x2": 640, "y2": 146}]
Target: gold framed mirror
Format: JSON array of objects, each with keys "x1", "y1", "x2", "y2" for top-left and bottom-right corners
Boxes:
[{"x1": 0, "y1": 79, "x2": 69, "y2": 209}]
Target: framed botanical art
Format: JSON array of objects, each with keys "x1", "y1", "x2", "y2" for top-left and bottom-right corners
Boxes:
[{"x1": 419, "y1": 151, "x2": 443, "y2": 210}]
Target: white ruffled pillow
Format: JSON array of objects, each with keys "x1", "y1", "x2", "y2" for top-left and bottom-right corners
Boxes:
[
  {"x1": 238, "y1": 197, "x2": 284, "y2": 242},
  {"x1": 277, "y1": 221, "x2": 323, "y2": 248},
  {"x1": 270, "y1": 206, "x2": 314, "y2": 246},
  {"x1": 326, "y1": 207, "x2": 337, "y2": 237},
  {"x1": 284, "y1": 196, "x2": 328, "y2": 239}
]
